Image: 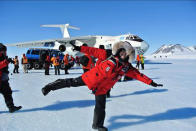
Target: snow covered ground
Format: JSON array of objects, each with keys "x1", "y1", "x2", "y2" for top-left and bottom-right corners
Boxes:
[{"x1": 0, "y1": 59, "x2": 196, "y2": 131}]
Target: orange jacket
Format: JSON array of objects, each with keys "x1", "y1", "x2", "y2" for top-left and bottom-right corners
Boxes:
[
  {"x1": 136, "y1": 54, "x2": 140, "y2": 61},
  {"x1": 81, "y1": 56, "x2": 152, "y2": 96},
  {"x1": 22, "y1": 57, "x2": 28, "y2": 64},
  {"x1": 14, "y1": 58, "x2": 19, "y2": 65},
  {"x1": 63, "y1": 54, "x2": 69, "y2": 65},
  {"x1": 51, "y1": 57, "x2": 60, "y2": 66}
]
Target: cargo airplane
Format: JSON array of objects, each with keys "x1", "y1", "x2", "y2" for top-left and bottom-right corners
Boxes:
[{"x1": 6, "y1": 23, "x2": 149, "y2": 56}]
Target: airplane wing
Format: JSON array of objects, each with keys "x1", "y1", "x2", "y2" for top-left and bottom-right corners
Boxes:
[{"x1": 5, "y1": 36, "x2": 96, "y2": 48}]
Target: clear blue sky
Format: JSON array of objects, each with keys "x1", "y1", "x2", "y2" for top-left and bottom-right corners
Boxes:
[{"x1": 1, "y1": 0, "x2": 196, "y2": 56}]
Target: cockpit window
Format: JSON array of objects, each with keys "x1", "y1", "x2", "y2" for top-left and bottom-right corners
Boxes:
[{"x1": 126, "y1": 35, "x2": 143, "y2": 42}]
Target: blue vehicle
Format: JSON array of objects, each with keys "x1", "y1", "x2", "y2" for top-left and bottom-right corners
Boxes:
[{"x1": 26, "y1": 48, "x2": 64, "y2": 69}]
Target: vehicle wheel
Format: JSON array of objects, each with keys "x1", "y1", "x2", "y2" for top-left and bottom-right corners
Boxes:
[
  {"x1": 60, "y1": 64, "x2": 65, "y2": 69},
  {"x1": 34, "y1": 63, "x2": 40, "y2": 69},
  {"x1": 27, "y1": 63, "x2": 32, "y2": 69}
]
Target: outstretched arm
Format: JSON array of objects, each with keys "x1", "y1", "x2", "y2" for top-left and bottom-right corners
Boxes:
[
  {"x1": 80, "y1": 46, "x2": 107, "y2": 60},
  {"x1": 125, "y1": 65, "x2": 163, "y2": 87},
  {"x1": 69, "y1": 40, "x2": 107, "y2": 60}
]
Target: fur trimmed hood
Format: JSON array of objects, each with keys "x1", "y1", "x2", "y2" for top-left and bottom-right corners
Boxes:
[{"x1": 112, "y1": 41, "x2": 135, "y2": 63}]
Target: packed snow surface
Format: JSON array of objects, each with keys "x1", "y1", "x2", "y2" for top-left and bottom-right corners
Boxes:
[{"x1": 0, "y1": 59, "x2": 196, "y2": 131}]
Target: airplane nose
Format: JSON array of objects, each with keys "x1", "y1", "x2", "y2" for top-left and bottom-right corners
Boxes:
[{"x1": 141, "y1": 41, "x2": 149, "y2": 53}]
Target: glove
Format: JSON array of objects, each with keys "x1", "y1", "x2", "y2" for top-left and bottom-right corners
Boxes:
[
  {"x1": 7, "y1": 58, "x2": 14, "y2": 64},
  {"x1": 150, "y1": 81, "x2": 163, "y2": 87},
  {"x1": 69, "y1": 40, "x2": 81, "y2": 51}
]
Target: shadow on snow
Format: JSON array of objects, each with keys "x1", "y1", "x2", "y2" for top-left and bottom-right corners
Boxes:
[
  {"x1": 18, "y1": 99, "x2": 96, "y2": 113},
  {"x1": 111, "y1": 88, "x2": 168, "y2": 98},
  {"x1": 144, "y1": 60, "x2": 172, "y2": 65},
  {"x1": 108, "y1": 107, "x2": 196, "y2": 130}
]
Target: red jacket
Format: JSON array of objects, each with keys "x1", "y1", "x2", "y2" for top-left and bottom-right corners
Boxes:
[
  {"x1": 80, "y1": 46, "x2": 107, "y2": 65},
  {"x1": 0, "y1": 60, "x2": 9, "y2": 85},
  {"x1": 81, "y1": 56, "x2": 152, "y2": 96}
]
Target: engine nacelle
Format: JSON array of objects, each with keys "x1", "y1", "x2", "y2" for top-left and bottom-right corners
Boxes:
[{"x1": 59, "y1": 45, "x2": 66, "y2": 52}]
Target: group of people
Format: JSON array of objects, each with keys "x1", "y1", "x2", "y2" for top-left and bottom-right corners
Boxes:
[
  {"x1": 7, "y1": 54, "x2": 29, "y2": 74},
  {"x1": 9, "y1": 52, "x2": 76, "y2": 76},
  {"x1": 136, "y1": 54, "x2": 145, "y2": 70},
  {"x1": 44, "y1": 53, "x2": 75, "y2": 75},
  {"x1": 42, "y1": 40, "x2": 163, "y2": 131}
]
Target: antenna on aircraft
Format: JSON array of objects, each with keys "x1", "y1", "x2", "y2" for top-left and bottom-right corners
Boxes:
[{"x1": 41, "y1": 23, "x2": 80, "y2": 38}]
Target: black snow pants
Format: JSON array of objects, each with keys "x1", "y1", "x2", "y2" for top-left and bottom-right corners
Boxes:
[
  {"x1": 54, "y1": 65, "x2": 60, "y2": 75},
  {"x1": 13, "y1": 65, "x2": 19, "y2": 73},
  {"x1": 136, "y1": 61, "x2": 140, "y2": 69},
  {"x1": 45, "y1": 63, "x2": 50, "y2": 75},
  {"x1": 45, "y1": 76, "x2": 85, "y2": 91},
  {"x1": 93, "y1": 94, "x2": 106, "y2": 128},
  {"x1": 0, "y1": 81, "x2": 14, "y2": 108}
]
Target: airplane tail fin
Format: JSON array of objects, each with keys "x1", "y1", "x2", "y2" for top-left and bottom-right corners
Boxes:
[{"x1": 41, "y1": 23, "x2": 80, "y2": 38}]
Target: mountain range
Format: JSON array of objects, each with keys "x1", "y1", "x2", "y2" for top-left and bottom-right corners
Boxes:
[{"x1": 152, "y1": 44, "x2": 196, "y2": 55}]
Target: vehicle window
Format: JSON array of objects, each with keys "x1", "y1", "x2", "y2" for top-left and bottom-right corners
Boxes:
[
  {"x1": 31, "y1": 50, "x2": 40, "y2": 55},
  {"x1": 27, "y1": 50, "x2": 31, "y2": 54}
]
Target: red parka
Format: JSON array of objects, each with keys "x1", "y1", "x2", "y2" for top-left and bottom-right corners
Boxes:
[
  {"x1": 81, "y1": 56, "x2": 152, "y2": 96},
  {"x1": 0, "y1": 60, "x2": 9, "y2": 85}
]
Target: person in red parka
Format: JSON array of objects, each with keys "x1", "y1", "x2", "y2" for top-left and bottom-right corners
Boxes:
[
  {"x1": 0, "y1": 43, "x2": 22, "y2": 113},
  {"x1": 41, "y1": 41, "x2": 163, "y2": 131},
  {"x1": 79, "y1": 43, "x2": 95, "y2": 73},
  {"x1": 63, "y1": 54, "x2": 70, "y2": 74}
]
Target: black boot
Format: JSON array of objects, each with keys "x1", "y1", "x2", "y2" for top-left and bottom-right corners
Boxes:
[
  {"x1": 42, "y1": 87, "x2": 51, "y2": 96},
  {"x1": 92, "y1": 126, "x2": 108, "y2": 131},
  {"x1": 98, "y1": 126, "x2": 108, "y2": 131},
  {"x1": 9, "y1": 106, "x2": 22, "y2": 113}
]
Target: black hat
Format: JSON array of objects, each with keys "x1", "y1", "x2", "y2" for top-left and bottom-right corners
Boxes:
[{"x1": 0, "y1": 43, "x2": 7, "y2": 52}]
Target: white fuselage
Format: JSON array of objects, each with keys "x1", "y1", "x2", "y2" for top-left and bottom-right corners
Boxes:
[{"x1": 64, "y1": 34, "x2": 149, "y2": 56}]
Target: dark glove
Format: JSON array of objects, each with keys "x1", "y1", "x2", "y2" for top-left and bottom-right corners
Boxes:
[
  {"x1": 69, "y1": 40, "x2": 81, "y2": 51},
  {"x1": 7, "y1": 58, "x2": 14, "y2": 64},
  {"x1": 150, "y1": 81, "x2": 163, "y2": 87}
]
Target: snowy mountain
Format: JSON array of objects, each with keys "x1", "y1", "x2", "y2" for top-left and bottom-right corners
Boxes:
[
  {"x1": 188, "y1": 46, "x2": 196, "y2": 52},
  {"x1": 147, "y1": 44, "x2": 196, "y2": 59},
  {"x1": 152, "y1": 44, "x2": 193, "y2": 55}
]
